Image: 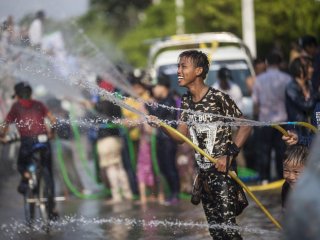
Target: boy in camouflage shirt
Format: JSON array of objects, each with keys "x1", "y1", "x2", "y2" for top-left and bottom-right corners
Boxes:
[{"x1": 149, "y1": 50, "x2": 251, "y2": 239}]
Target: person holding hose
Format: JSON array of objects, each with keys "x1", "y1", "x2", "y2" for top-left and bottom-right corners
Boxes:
[{"x1": 148, "y1": 50, "x2": 251, "y2": 239}]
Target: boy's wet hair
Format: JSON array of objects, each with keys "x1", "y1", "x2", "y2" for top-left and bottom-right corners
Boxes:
[
  {"x1": 283, "y1": 145, "x2": 309, "y2": 166},
  {"x1": 178, "y1": 50, "x2": 210, "y2": 79},
  {"x1": 13, "y1": 81, "x2": 32, "y2": 99}
]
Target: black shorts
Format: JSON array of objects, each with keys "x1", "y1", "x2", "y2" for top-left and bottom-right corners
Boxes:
[{"x1": 17, "y1": 136, "x2": 53, "y2": 176}]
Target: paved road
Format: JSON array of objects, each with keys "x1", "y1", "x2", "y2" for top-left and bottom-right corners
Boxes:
[{"x1": 0, "y1": 173, "x2": 282, "y2": 240}]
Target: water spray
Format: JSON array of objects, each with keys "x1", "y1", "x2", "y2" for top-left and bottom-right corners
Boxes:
[{"x1": 1, "y1": 22, "x2": 318, "y2": 233}]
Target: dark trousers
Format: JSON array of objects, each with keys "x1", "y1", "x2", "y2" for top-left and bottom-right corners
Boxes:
[
  {"x1": 255, "y1": 127, "x2": 285, "y2": 181},
  {"x1": 18, "y1": 137, "x2": 55, "y2": 209},
  {"x1": 18, "y1": 137, "x2": 53, "y2": 179},
  {"x1": 202, "y1": 170, "x2": 242, "y2": 240},
  {"x1": 121, "y1": 135, "x2": 139, "y2": 195},
  {"x1": 156, "y1": 138, "x2": 180, "y2": 199}
]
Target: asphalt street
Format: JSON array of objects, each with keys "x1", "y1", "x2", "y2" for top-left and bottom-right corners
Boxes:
[{"x1": 0, "y1": 173, "x2": 282, "y2": 240}]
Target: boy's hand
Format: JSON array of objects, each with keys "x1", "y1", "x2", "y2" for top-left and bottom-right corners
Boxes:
[
  {"x1": 282, "y1": 130, "x2": 298, "y2": 145},
  {"x1": 215, "y1": 156, "x2": 229, "y2": 173},
  {"x1": 147, "y1": 115, "x2": 160, "y2": 128}
]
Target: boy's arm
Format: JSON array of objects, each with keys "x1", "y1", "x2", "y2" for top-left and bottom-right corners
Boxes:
[
  {"x1": 0, "y1": 122, "x2": 10, "y2": 143},
  {"x1": 233, "y1": 123, "x2": 252, "y2": 149},
  {"x1": 215, "y1": 118, "x2": 252, "y2": 173},
  {"x1": 46, "y1": 111, "x2": 57, "y2": 138},
  {"x1": 0, "y1": 122, "x2": 9, "y2": 137},
  {"x1": 47, "y1": 111, "x2": 57, "y2": 125}
]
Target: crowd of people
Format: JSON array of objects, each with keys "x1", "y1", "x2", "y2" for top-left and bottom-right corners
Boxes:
[
  {"x1": 248, "y1": 35, "x2": 320, "y2": 186},
  {"x1": 89, "y1": 75, "x2": 187, "y2": 205},
  {"x1": 0, "y1": 11, "x2": 45, "y2": 51},
  {"x1": 81, "y1": 41, "x2": 320, "y2": 238}
]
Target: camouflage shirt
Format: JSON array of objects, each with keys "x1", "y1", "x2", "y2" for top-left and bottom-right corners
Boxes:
[{"x1": 180, "y1": 87, "x2": 242, "y2": 170}]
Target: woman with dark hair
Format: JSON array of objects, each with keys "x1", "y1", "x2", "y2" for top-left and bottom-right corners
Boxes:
[{"x1": 285, "y1": 57, "x2": 318, "y2": 142}]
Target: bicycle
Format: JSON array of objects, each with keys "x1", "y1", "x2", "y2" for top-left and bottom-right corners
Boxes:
[{"x1": 2, "y1": 133, "x2": 55, "y2": 232}]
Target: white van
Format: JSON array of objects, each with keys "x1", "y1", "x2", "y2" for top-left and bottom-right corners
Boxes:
[{"x1": 148, "y1": 32, "x2": 254, "y2": 118}]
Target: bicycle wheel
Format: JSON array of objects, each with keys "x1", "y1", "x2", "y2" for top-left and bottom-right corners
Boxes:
[
  {"x1": 24, "y1": 187, "x2": 35, "y2": 225},
  {"x1": 38, "y1": 169, "x2": 52, "y2": 232}
]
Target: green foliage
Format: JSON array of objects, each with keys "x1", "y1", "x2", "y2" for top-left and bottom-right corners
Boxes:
[
  {"x1": 88, "y1": 0, "x2": 152, "y2": 37},
  {"x1": 80, "y1": 0, "x2": 320, "y2": 67},
  {"x1": 184, "y1": 0, "x2": 242, "y2": 36},
  {"x1": 119, "y1": 0, "x2": 176, "y2": 67},
  {"x1": 255, "y1": 0, "x2": 320, "y2": 57}
]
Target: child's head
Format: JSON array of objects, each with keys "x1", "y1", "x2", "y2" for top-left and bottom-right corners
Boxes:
[
  {"x1": 283, "y1": 145, "x2": 309, "y2": 187},
  {"x1": 178, "y1": 50, "x2": 210, "y2": 80}
]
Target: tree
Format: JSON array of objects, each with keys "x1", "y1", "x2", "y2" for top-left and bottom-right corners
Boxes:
[
  {"x1": 254, "y1": 0, "x2": 320, "y2": 58},
  {"x1": 184, "y1": 0, "x2": 242, "y2": 36},
  {"x1": 79, "y1": 0, "x2": 320, "y2": 67},
  {"x1": 119, "y1": 0, "x2": 176, "y2": 67},
  {"x1": 89, "y1": 0, "x2": 153, "y2": 37}
]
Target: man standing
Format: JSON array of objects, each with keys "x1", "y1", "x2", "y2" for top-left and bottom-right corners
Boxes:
[
  {"x1": 149, "y1": 76, "x2": 180, "y2": 204},
  {"x1": 149, "y1": 50, "x2": 251, "y2": 239},
  {"x1": 213, "y1": 66, "x2": 243, "y2": 111},
  {"x1": 252, "y1": 52, "x2": 291, "y2": 183},
  {"x1": 28, "y1": 10, "x2": 45, "y2": 48}
]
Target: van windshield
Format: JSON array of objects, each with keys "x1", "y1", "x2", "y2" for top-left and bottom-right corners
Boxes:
[{"x1": 157, "y1": 59, "x2": 251, "y2": 97}]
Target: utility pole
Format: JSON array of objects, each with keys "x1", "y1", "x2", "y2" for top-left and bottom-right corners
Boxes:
[
  {"x1": 175, "y1": 0, "x2": 185, "y2": 34},
  {"x1": 242, "y1": 0, "x2": 256, "y2": 58}
]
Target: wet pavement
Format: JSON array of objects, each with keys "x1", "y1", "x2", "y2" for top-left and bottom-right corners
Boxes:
[{"x1": 0, "y1": 173, "x2": 283, "y2": 240}]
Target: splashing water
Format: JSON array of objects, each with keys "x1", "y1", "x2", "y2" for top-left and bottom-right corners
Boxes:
[
  {"x1": 0, "y1": 22, "x2": 291, "y2": 130},
  {"x1": 0, "y1": 215, "x2": 281, "y2": 238}
]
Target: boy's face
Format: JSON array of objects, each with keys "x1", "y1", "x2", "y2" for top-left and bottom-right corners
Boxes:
[
  {"x1": 283, "y1": 161, "x2": 304, "y2": 187},
  {"x1": 152, "y1": 85, "x2": 166, "y2": 99},
  {"x1": 132, "y1": 84, "x2": 145, "y2": 96},
  {"x1": 177, "y1": 57, "x2": 200, "y2": 87}
]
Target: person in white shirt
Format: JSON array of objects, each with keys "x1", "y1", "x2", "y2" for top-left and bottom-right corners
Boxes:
[
  {"x1": 213, "y1": 67, "x2": 243, "y2": 110},
  {"x1": 28, "y1": 11, "x2": 45, "y2": 48}
]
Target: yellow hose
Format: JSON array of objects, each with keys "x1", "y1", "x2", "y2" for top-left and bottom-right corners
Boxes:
[
  {"x1": 294, "y1": 122, "x2": 318, "y2": 133},
  {"x1": 271, "y1": 124, "x2": 288, "y2": 136},
  {"x1": 272, "y1": 121, "x2": 318, "y2": 135},
  {"x1": 159, "y1": 122, "x2": 282, "y2": 230},
  {"x1": 248, "y1": 179, "x2": 285, "y2": 192}
]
